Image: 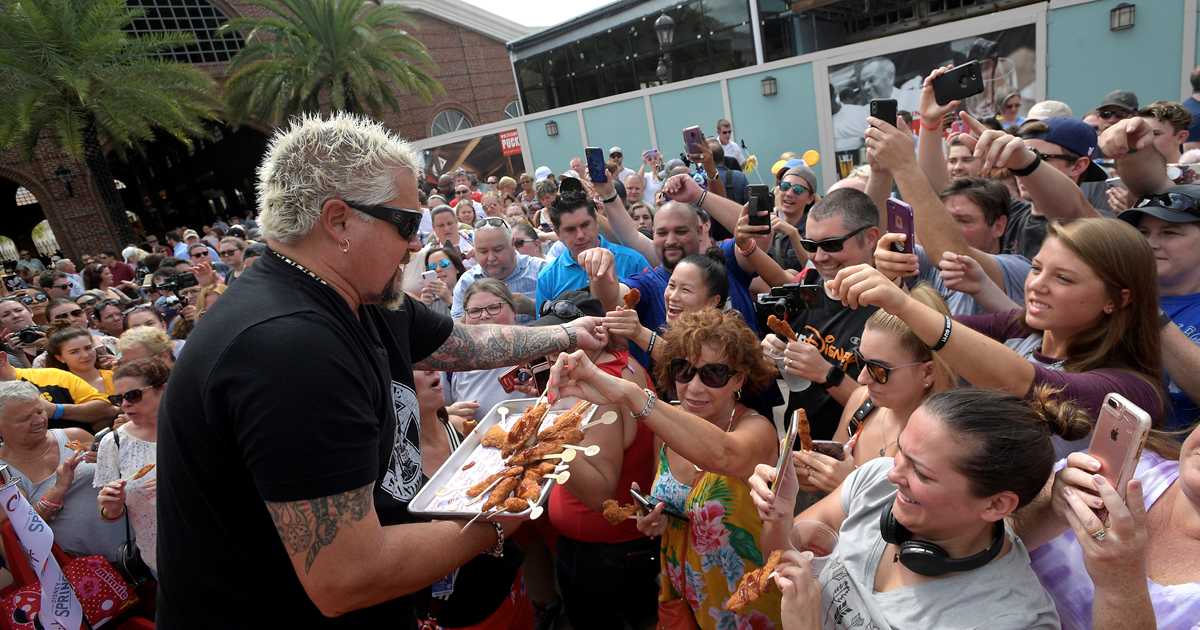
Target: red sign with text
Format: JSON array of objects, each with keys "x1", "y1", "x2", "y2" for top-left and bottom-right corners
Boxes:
[{"x1": 499, "y1": 130, "x2": 522, "y2": 157}]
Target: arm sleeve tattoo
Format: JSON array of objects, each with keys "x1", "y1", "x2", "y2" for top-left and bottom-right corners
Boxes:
[
  {"x1": 265, "y1": 483, "x2": 373, "y2": 573},
  {"x1": 415, "y1": 322, "x2": 571, "y2": 372}
]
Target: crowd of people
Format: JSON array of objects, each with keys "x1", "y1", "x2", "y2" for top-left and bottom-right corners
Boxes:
[{"x1": 0, "y1": 61, "x2": 1197, "y2": 630}]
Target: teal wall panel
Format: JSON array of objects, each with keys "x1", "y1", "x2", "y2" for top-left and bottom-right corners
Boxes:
[
  {"x1": 581, "y1": 98, "x2": 653, "y2": 176},
  {"x1": 650, "y1": 82, "x2": 725, "y2": 156},
  {"x1": 525, "y1": 113, "x2": 582, "y2": 173},
  {"x1": 728, "y1": 63, "x2": 823, "y2": 186}
]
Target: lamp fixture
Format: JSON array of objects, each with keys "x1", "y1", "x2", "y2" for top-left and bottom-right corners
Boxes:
[
  {"x1": 1110, "y1": 3, "x2": 1135, "y2": 31},
  {"x1": 545, "y1": 120, "x2": 559, "y2": 137},
  {"x1": 762, "y1": 76, "x2": 778, "y2": 97},
  {"x1": 53, "y1": 166, "x2": 75, "y2": 198}
]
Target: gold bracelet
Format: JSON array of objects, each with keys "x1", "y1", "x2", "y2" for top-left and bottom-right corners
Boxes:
[{"x1": 99, "y1": 505, "x2": 124, "y2": 521}]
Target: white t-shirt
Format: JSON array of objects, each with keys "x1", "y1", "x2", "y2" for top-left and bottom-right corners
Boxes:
[
  {"x1": 816, "y1": 458, "x2": 1060, "y2": 629},
  {"x1": 95, "y1": 424, "x2": 158, "y2": 575},
  {"x1": 723, "y1": 140, "x2": 745, "y2": 166}
]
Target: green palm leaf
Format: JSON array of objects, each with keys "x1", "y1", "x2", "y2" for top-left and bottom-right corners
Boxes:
[{"x1": 220, "y1": 0, "x2": 442, "y2": 127}]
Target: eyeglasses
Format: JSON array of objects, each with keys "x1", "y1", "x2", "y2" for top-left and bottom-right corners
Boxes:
[
  {"x1": 190, "y1": 250, "x2": 209, "y2": 258},
  {"x1": 669, "y1": 358, "x2": 735, "y2": 388},
  {"x1": 1030, "y1": 149, "x2": 1078, "y2": 164},
  {"x1": 108, "y1": 386, "x2": 156, "y2": 406},
  {"x1": 512, "y1": 238, "x2": 530, "y2": 249},
  {"x1": 218, "y1": 249, "x2": 239, "y2": 258},
  {"x1": 1098, "y1": 109, "x2": 1129, "y2": 120},
  {"x1": 853, "y1": 350, "x2": 926, "y2": 385},
  {"x1": 52, "y1": 308, "x2": 84, "y2": 321},
  {"x1": 455, "y1": 189, "x2": 470, "y2": 196},
  {"x1": 1134, "y1": 192, "x2": 1200, "y2": 215},
  {"x1": 540, "y1": 299, "x2": 585, "y2": 321},
  {"x1": 474, "y1": 217, "x2": 509, "y2": 230},
  {"x1": 426, "y1": 258, "x2": 452, "y2": 271},
  {"x1": 52, "y1": 283, "x2": 71, "y2": 291},
  {"x1": 344, "y1": 201, "x2": 423, "y2": 240},
  {"x1": 464, "y1": 302, "x2": 506, "y2": 319},
  {"x1": 14, "y1": 293, "x2": 48, "y2": 306},
  {"x1": 778, "y1": 181, "x2": 810, "y2": 195},
  {"x1": 798, "y1": 225, "x2": 872, "y2": 253}
]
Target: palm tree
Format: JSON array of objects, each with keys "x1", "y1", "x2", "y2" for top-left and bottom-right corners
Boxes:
[
  {"x1": 220, "y1": 0, "x2": 442, "y2": 127},
  {"x1": 0, "y1": 0, "x2": 220, "y2": 246}
]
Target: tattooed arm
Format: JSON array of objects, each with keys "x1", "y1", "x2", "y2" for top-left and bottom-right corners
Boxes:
[
  {"x1": 265, "y1": 483, "x2": 499, "y2": 617},
  {"x1": 415, "y1": 316, "x2": 605, "y2": 372}
]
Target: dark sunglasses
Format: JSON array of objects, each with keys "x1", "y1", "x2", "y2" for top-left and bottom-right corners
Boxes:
[
  {"x1": 540, "y1": 299, "x2": 586, "y2": 321},
  {"x1": 778, "y1": 181, "x2": 810, "y2": 195},
  {"x1": 426, "y1": 258, "x2": 452, "y2": 271},
  {"x1": 455, "y1": 189, "x2": 470, "y2": 196},
  {"x1": 669, "y1": 358, "x2": 735, "y2": 388},
  {"x1": 344, "y1": 201, "x2": 423, "y2": 240},
  {"x1": 52, "y1": 283, "x2": 71, "y2": 291},
  {"x1": 853, "y1": 350, "x2": 925, "y2": 385},
  {"x1": 798, "y1": 224, "x2": 872, "y2": 253},
  {"x1": 1134, "y1": 192, "x2": 1200, "y2": 215},
  {"x1": 109, "y1": 385, "x2": 156, "y2": 406},
  {"x1": 474, "y1": 217, "x2": 509, "y2": 230},
  {"x1": 15, "y1": 293, "x2": 48, "y2": 306},
  {"x1": 1098, "y1": 109, "x2": 1129, "y2": 120},
  {"x1": 512, "y1": 238, "x2": 531, "y2": 248},
  {"x1": 52, "y1": 308, "x2": 85, "y2": 321},
  {"x1": 218, "y1": 249, "x2": 239, "y2": 258},
  {"x1": 1031, "y1": 149, "x2": 1078, "y2": 164},
  {"x1": 190, "y1": 250, "x2": 210, "y2": 258}
]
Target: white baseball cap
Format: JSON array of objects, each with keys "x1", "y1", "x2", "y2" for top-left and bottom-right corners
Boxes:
[
  {"x1": 1026, "y1": 100, "x2": 1073, "y2": 122},
  {"x1": 609, "y1": 146, "x2": 623, "y2": 156},
  {"x1": 534, "y1": 166, "x2": 552, "y2": 182}
]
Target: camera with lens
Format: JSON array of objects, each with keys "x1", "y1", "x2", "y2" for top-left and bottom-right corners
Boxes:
[
  {"x1": 155, "y1": 271, "x2": 199, "y2": 293},
  {"x1": 754, "y1": 283, "x2": 822, "y2": 331},
  {"x1": 16, "y1": 326, "x2": 46, "y2": 345}
]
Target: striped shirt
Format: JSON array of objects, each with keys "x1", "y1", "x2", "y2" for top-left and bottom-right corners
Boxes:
[{"x1": 1030, "y1": 451, "x2": 1200, "y2": 629}]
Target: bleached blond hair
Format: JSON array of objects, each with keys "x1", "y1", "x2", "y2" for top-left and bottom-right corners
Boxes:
[
  {"x1": 118, "y1": 325, "x2": 173, "y2": 358},
  {"x1": 256, "y1": 112, "x2": 420, "y2": 243}
]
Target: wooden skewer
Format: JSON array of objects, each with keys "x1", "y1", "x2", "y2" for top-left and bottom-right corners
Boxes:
[
  {"x1": 464, "y1": 475, "x2": 509, "y2": 504},
  {"x1": 583, "y1": 411, "x2": 618, "y2": 430},
  {"x1": 541, "y1": 449, "x2": 576, "y2": 463},
  {"x1": 544, "y1": 470, "x2": 570, "y2": 484},
  {"x1": 561, "y1": 444, "x2": 600, "y2": 456},
  {"x1": 462, "y1": 508, "x2": 499, "y2": 530}
]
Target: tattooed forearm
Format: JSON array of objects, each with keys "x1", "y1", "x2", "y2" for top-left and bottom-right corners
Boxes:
[
  {"x1": 415, "y1": 322, "x2": 570, "y2": 371},
  {"x1": 265, "y1": 483, "x2": 373, "y2": 573}
]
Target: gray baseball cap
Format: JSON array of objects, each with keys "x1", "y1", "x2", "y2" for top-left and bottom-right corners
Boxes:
[{"x1": 1118, "y1": 184, "x2": 1200, "y2": 225}]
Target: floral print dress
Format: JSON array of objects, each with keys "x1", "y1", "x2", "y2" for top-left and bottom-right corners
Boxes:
[{"x1": 650, "y1": 446, "x2": 781, "y2": 630}]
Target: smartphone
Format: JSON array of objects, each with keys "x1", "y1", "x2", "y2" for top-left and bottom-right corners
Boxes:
[
  {"x1": 2, "y1": 275, "x2": 21, "y2": 292},
  {"x1": 1105, "y1": 176, "x2": 1125, "y2": 189},
  {"x1": 886, "y1": 198, "x2": 915, "y2": 254},
  {"x1": 931, "y1": 61, "x2": 984, "y2": 106},
  {"x1": 174, "y1": 271, "x2": 199, "y2": 291},
  {"x1": 497, "y1": 361, "x2": 551, "y2": 394},
  {"x1": 869, "y1": 99, "x2": 898, "y2": 127},
  {"x1": 682, "y1": 125, "x2": 704, "y2": 155},
  {"x1": 630, "y1": 487, "x2": 688, "y2": 522},
  {"x1": 1088, "y1": 393, "x2": 1151, "y2": 505},
  {"x1": 584, "y1": 146, "x2": 608, "y2": 183},
  {"x1": 642, "y1": 148, "x2": 660, "y2": 162},
  {"x1": 746, "y1": 184, "x2": 771, "y2": 226},
  {"x1": 421, "y1": 270, "x2": 437, "y2": 284},
  {"x1": 530, "y1": 361, "x2": 551, "y2": 391},
  {"x1": 949, "y1": 120, "x2": 969, "y2": 136},
  {"x1": 771, "y1": 410, "x2": 804, "y2": 494},
  {"x1": 811, "y1": 440, "x2": 847, "y2": 461}
]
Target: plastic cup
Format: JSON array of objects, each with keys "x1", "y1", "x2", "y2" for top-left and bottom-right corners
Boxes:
[
  {"x1": 766, "y1": 350, "x2": 811, "y2": 392},
  {"x1": 789, "y1": 520, "x2": 838, "y2": 577}
]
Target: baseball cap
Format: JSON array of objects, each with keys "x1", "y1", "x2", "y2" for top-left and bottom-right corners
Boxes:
[
  {"x1": 1119, "y1": 184, "x2": 1200, "y2": 225},
  {"x1": 1099, "y1": 90, "x2": 1139, "y2": 114},
  {"x1": 783, "y1": 164, "x2": 819, "y2": 194},
  {"x1": 1025, "y1": 100, "x2": 1073, "y2": 121},
  {"x1": 1024, "y1": 117, "x2": 1107, "y2": 182},
  {"x1": 529, "y1": 290, "x2": 603, "y2": 327},
  {"x1": 534, "y1": 166, "x2": 552, "y2": 183},
  {"x1": 771, "y1": 158, "x2": 804, "y2": 179},
  {"x1": 608, "y1": 146, "x2": 623, "y2": 156},
  {"x1": 182, "y1": 229, "x2": 199, "y2": 240}
]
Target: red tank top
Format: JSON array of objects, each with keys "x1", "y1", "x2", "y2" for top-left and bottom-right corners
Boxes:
[{"x1": 548, "y1": 350, "x2": 655, "y2": 543}]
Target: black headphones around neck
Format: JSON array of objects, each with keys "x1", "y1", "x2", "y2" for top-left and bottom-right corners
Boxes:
[{"x1": 878, "y1": 496, "x2": 1006, "y2": 577}]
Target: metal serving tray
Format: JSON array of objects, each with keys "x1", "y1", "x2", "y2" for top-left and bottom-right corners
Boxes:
[{"x1": 409, "y1": 396, "x2": 597, "y2": 520}]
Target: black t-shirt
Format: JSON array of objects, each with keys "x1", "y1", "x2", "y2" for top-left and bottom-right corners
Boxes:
[
  {"x1": 782, "y1": 285, "x2": 875, "y2": 440},
  {"x1": 156, "y1": 252, "x2": 453, "y2": 628},
  {"x1": 1001, "y1": 199, "x2": 1047, "y2": 261}
]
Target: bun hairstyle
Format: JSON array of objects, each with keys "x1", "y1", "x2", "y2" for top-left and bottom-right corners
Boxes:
[
  {"x1": 921, "y1": 386, "x2": 1091, "y2": 508},
  {"x1": 675, "y1": 252, "x2": 729, "y2": 305}
]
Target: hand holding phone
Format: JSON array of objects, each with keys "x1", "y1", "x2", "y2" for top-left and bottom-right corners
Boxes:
[
  {"x1": 869, "y1": 99, "x2": 898, "y2": 127},
  {"x1": 584, "y1": 147, "x2": 608, "y2": 183},
  {"x1": 931, "y1": 61, "x2": 984, "y2": 106},
  {"x1": 1087, "y1": 393, "x2": 1151, "y2": 508},
  {"x1": 630, "y1": 486, "x2": 688, "y2": 521},
  {"x1": 682, "y1": 126, "x2": 704, "y2": 155},
  {"x1": 746, "y1": 185, "x2": 771, "y2": 226},
  {"x1": 886, "y1": 198, "x2": 915, "y2": 254}
]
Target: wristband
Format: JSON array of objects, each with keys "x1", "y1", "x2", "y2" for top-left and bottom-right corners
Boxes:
[
  {"x1": 646, "y1": 330, "x2": 658, "y2": 355},
  {"x1": 919, "y1": 118, "x2": 942, "y2": 131},
  {"x1": 929, "y1": 315, "x2": 953, "y2": 351},
  {"x1": 696, "y1": 190, "x2": 708, "y2": 209},
  {"x1": 51, "y1": 404, "x2": 64, "y2": 421},
  {"x1": 486, "y1": 522, "x2": 505, "y2": 557},
  {"x1": 737, "y1": 239, "x2": 758, "y2": 257},
  {"x1": 1009, "y1": 153, "x2": 1041, "y2": 177},
  {"x1": 631, "y1": 388, "x2": 657, "y2": 419},
  {"x1": 559, "y1": 323, "x2": 577, "y2": 351},
  {"x1": 601, "y1": 191, "x2": 619, "y2": 204}
]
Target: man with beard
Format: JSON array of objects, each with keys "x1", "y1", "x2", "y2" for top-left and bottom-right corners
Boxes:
[{"x1": 157, "y1": 113, "x2": 607, "y2": 628}]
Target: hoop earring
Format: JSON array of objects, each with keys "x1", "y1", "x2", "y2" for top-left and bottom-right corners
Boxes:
[{"x1": 341, "y1": 239, "x2": 350, "y2": 253}]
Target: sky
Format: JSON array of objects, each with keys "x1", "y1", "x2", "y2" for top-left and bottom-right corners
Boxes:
[{"x1": 460, "y1": 0, "x2": 615, "y2": 28}]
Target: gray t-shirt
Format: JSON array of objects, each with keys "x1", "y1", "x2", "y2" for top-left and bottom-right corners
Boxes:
[
  {"x1": 817, "y1": 458, "x2": 1060, "y2": 630},
  {"x1": 915, "y1": 244, "x2": 1030, "y2": 316}
]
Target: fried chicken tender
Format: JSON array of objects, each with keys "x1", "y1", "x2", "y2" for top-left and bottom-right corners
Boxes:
[
  {"x1": 480, "y1": 425, "x2": 507, "y2": 449},
  {"x1": 131, "y1": 464, "x2": 155, "y2": 480},
  {"x1": 766, "y1": 314, "x2": 798, "y2": 342},
  {"x1": 537, "y1": 426, "x2": 583, "y2": 445},
  {"x1": 601, "y1": 500, "x2": 639, "y2": 525},
  {"x1": 724, "y1": 550, "x2": 783, "y2": 612},
  {"x1": 508, "y1": 440, "x2": 567, "y2": 466},
  {"x1": 517, "y1": 472, "x2": 543, "y2": 502},
  {"x1": 482, "y1": 476, "x2": 519, "y2": 511},
  {"x1": 502, "y1": 402, "x2": 549, "y2": 457},
  {"x1": 502, "y1": 497, "x2": 530, "y2": 513},
  {"x1": 540, "y1": 400, "x2": 590, "y2": 435},
  {"x1": 796, "y1": 409, "x2": 812, "y2": 452},
  {"x1": 623, "y1": 288, "x2": 641, "y2": 309},
  {"x1": 466, "y1": 466, "x2": 525, "y2": 498}
]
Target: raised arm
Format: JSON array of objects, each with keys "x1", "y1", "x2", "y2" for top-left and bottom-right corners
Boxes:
[
  {"x1": 266, "y1": 484, "x2": 501, "y2": 617},
  {"x1": 964, "y1": 113, "x2": 1099, "y2": 220},
  {"x1": 663, "y1": 174, "x2": 742, "y2": 238},
  {"x1": 1099, "y1": 117, "x2": 1173, "y2": 197},
  {"x1": 592, "y1": 179, "x2": 659, "y2": 266},
  {"x1": 915, "y1": 65, "x2": 962, "y2": 195},
  {"x1": 414, "y1": 318, "x2": 605, "y2": 372},
  {"x1": 866, "y1": 115, "x2": 1008, "y2": 289}
]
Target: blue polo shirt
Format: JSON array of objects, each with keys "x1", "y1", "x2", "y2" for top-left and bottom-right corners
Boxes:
[
  {"x1": 624, "y1": 239, "x2": 759, "y2": 368},
  {"x1": 535, "y1": 235, "x2": 650, "y2": 312},
  {"x1": 1163, "y1": 292, "x2": 1200, "y2": 429}
]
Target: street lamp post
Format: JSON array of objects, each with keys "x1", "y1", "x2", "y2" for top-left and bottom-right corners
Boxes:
[{"x1": 654, "y1": 13, "x2": 675, "y2": 84}]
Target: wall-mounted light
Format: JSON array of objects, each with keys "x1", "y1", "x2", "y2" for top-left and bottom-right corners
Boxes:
[
  {"x1": 53, "y1": 165, "x2": 75, "y2": 198},
  {"x1": 545, "y1": 120, "x2": 559, "y2": 137},
  {"x1": 1110, "y1": 2, "x2": 1135, "y2": 31},
  {"x1": 654, "y1": 13, "x2": 675, "y2": 49},
  {"x1": 762, "y1": 76, "x2": 778, "y2": 97}
]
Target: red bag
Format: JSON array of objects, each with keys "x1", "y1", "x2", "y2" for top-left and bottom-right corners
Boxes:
[{"x1": 0, "y1": 554, "x2": 137, "y2": 629}]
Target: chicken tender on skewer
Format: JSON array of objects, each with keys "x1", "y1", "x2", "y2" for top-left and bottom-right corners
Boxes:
[
  {"x1": 502, "y1": 402, "x2": 549, "y2": 457},
  {"x1": 466, "y1": 466, "x2": 525, "y2": 498},
  {"x1": 601, "y1": 500, "x2": 640, "y2": 525},
  {"x1": 508, "y1": 440, "x2": 569, "y2": 466},
  {"x1": 482, "y1": 476, "x2": 520, "y2": 511},
  {"x1": 623, "y1": 288, "x2": 641, "y2": 309},
  {"x1": 537, "y1": 426, "x2": 584, "y2": 445},
  {"x1": 517, "y1": 473, "x2": 543, "y2": 502},
  {"x1": 766, "y1": 314, "x2": 798, "y2": 342},
  {"x1": 502, "y1": 497, "x2": 530, "y2": 513},
  {"x1": 724, "y1": 550, "x2": 784, "y2": 612}
]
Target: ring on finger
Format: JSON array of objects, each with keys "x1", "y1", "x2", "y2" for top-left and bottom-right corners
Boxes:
[{"x1": 1089, "y1": 527, "x2": 1107, "y2": 541}]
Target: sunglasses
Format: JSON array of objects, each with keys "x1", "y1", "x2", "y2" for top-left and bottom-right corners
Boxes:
[
  {"x1": 52, "y1": 283, "x2": 71, "y2": 291},
  {"x1": 109, "y1": 385, "x2": 156, "y2": 406},
  {"x1": 455, "y1": 190, "x2": 470, "y2": 196},
  {"x1": 219, "y1": 249, "x2": 239, "y2": 258},
  {"x1": 669, "y1": 358, "x2": 735, "y2": 388},
  {"x1": 15, "y1": 293, "x2": 48, "y2": 306},
  {"x1": 426, "y1": 258, "x2": 452, "y2": 271},
  {"x1": 540, "y1": 299, "x2": 586, "y2": 321},
  {"x1": 52, "y1": 308, "x2": 85, "y2": 321},
  {"x1": 1134, "y1": 192, "x2": 1200, "y2": 215},
  {"x1": 464, "y1": 302, "x2": 506, "y2": 319},
  {"x1": 474, "y1": 217, "x2": 509, "y2": 230},
  {"x1": 1098, "y1": 109, "x2": 1129, "y2": 120},
  {"x1": 190, "y1": 250, "x2": 210, "y2": 258},
  {"x1": 853, "y1": 350, "x2": 926, "y2": 385},
  {"x1": 798, "y1": 224, "x2": 871, "y2": 253},
  {"x1": 1030, "y1": 149, "x2": 1078, "y2": 164},
  {"x1": 344, "y1": 201, "x2": 423, "y2": 240},
  {"x1": 778, "y1": 181, "x2": 810, "y2": 195},
  {"x1": 512, "y1": 238, "x2": 531, "y2": 248}
]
